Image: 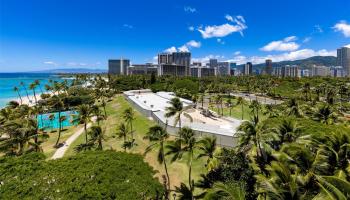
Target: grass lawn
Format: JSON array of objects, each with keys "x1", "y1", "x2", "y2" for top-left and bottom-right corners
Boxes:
[
  {"x1": 64, "y1": 95, "x2": 207, "y2": 190},
  {"x1": 41, "y1": 125, "x2": 83, "y2": 158},
  {"x1": 209, "y1": 98, "x2": 266, "y2": 121}
]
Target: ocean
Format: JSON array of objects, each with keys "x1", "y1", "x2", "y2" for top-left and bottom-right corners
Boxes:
[{"x1": 0, "y1": 73, "x2": 64, "y2": 108}]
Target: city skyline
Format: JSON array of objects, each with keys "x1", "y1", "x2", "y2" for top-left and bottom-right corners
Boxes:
[{"x1": 1, "y1": 0, "x2": 350, "y2": 72}]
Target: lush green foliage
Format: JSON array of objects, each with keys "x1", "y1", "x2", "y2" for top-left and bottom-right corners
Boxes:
[{"x1": 0, "y1": 151, "x2": 163, "y2": 199}]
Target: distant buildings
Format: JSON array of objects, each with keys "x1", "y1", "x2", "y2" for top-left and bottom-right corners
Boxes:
[
  {"x1": 209, "y1": 59, "x2": 218, "y2": 69},
  {"x1": 244, "y1": 62, "x2": 253, "y2": 75},
  {"x1": 217, "y1": 61, "x2": 230, "y2": 76},
  {"x1": 265, "y1": 59, "x2": 273, "y2": 75},
  {"x1": 158, "y1": 64, "x2": 186, "y2": 77},
  {"x1": 107, "y1": 48, "x2": 348, "y2": 78},
  {"x1": 157, "y1": 52, "x2": 191, "y2": 76},
  {"x1": 309, "y1": 65, "x2": 330, "y2": 77},
  {"x1": 108, "y1": 59, "x2": 130, "y2": 75},
  {"x1": 128, "y1": 63, "x2": 158, "y2": 75},
  {"x1": 273, "y1": 65, "x2": 299, "y2": 77},
  {"x1": 337, "y1": 46, "x2": 350, "y2": 76}
]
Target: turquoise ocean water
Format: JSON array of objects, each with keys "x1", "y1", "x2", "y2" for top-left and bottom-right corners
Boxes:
[{"x1": 0, "y1": 73, "x2": 64, "y2": 108}]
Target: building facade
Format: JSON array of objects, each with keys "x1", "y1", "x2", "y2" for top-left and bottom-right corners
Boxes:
[
  {"x1": 128, "y1": 63, "x2": 158, "y2": 75},
  {"x1": 108, "y1": 59, "x2": 130, "y2": 75},
  {"x1": 244, "y1": 62, "x2": 253, "y2": 75},
  {"x1": 265, "y1": 59, "x2": 273, "y2": 75},
  {"x1": 158, "y1": 64, "x2": 186, "y2": 77},
  {"x1": 337, "y1": 47, "x2": 350, "y2": 76},
  {"x1": 217, "y1": 62, "x2": 230, "y2": 76}
]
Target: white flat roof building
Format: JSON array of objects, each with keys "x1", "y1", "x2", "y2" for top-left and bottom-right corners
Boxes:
[{"x1": 124, "y1": 89, "x2": 242, "y2": 147}]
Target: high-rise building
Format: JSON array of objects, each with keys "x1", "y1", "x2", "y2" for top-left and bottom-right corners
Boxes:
[
  {"x1": 337, "y1": 47, "x2": 350, "y2": 76},
  {"x1": 310, "y1": 65, "x2": 330, "y2": 77},
  {"x1": 158, "y1": 53, "x2": 173, "y2": 64},
  {"x1": 158, "y1": 52, "x2": 191, "y2": 75},
  {"x1": 209, "y1": 59, "x2": 218, "y2": 69},
  {"x1": 217, "y1": 62, "x2": 230, "y2": 76},
  {"x1": 244, "y1": 62, "x2": 253, "y2": 75},
  {"x1": 128, "y1": 63, "x2": 158, "y2": 75},
  {"x1": 172, "y1": 52, "x2": 191, "y2": 75},
  {"x1": 265, "y1": 59, "x2": 273, "y2": 75},
  {"x1": 108, "y1": 59, "x2": 130, "y2": 75}
]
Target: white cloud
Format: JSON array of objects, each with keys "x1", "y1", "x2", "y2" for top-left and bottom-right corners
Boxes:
[
  {"x1": 260, "y1": 36, "x2": 300, "y2": 52},
  {"x1": 333, "y1": 21, "x2": 350, "y2": 37},
  {"x1": 314, "y1": 25, "x2": 323, "y2": 33},
  {"x1": 164, "y1": 40, "x2": 201, "y2": 53},
  {"x1": 198, "y1": 16, "x2": 247, "y2": 38},
  {"x1": 184, "y1": 6, "x2": 196, "y2": 13},
  {"x1": 284, "y1": 36, "x2": 298, "y2": 42},
  {"x1": 345, "y1": 44, "x2": 350, "y2": 48},
  {"x1": 192, "y1": 55, "x2": 224, "y2": 63},
  {"x1": 123, "y1": 24, "x2": 133, "y2": 29},
  {"x1": 188, "y1": 26, "x2": 195, "y2": 31},
  {"x1": 44, "y1": 61, "x2": 58, "y2": 66},
  {"x1": 225, "y1": 14, "x2": 234, "y2": 22},
  {"x1": 178, "y1": 45, "x2": 189, "y2": 52},
  {"x1": 227, "y1": 48, "x2": 336, "y2": 65},
  {"x1": 234, "y1": 51, "x2": 241, "y2": 55},
  {"x1": 164, "y1": 46, "x2": 177, "y2": 53},
  {"x1": 186, "y1": 40, "x2": 201, "y2": 48},
  {"x1": 303, "y1": 37, "x2": 311, "y2": 43}
]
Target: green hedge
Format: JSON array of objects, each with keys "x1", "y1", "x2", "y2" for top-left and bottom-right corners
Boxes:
[{"x1": 0, "y1": 151, "x2": 163, "y2": 199}]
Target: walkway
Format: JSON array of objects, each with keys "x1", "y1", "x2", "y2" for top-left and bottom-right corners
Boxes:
[{"x1": 51, "y1": 122, "x2": 93, "y2": 159}]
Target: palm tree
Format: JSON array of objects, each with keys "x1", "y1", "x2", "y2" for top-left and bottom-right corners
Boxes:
[
  {"x1": 123, "y1": 107, "x2": 135, "y2": 142},
  {"x1": 116, "y1": 123, "x2": 129, "y2": 152},
  {"x1": 49, "y1": 114, "x2": 55, "y2": 131},
  {"x1": 272, "y1": 119, "x2": 301, "y2": 150},
  {"x1": 165, "y1": 97, "x2": 193, "y2": 129},
  {"x1": 88, "y1": 125, "x2": 104, "y2": 150},
  {"x1": 174, "y1": 183, "x2": 194, "y2": 200},
  {"x1": 285, "y1": 98, "x2": 303, "y2": 117},
  {"x1": 143, "y1": 125, "x2": 171, "y2": 192},
  {"x1": 166, "y1": 127, "x2": 197, "y2": 192},
  {"x1": 249, "y1": 100, "x2": 261, "y2": 122},
  {"x1": 13, "y1": 86, "x2": 23, "y2": 104},
  {"x1": 72, "y1": 105, "x2": 93, "y2": 143},
  {"x1": 204, "y1": 182, "x2": 246, "y2": 200},
  {"x1": 20, "y1": 81, "x2": 30, "y2": 103},
  {"x1": 29, "y1": 82, "x2": 38, "y2": 104},
  {"x1": 313, "y1": 104, "x2": 337, "y2": 124},
  {"x1": 34, "y1": 79, "x2": 44, "y2": 94},
  {"x1": 197, "y1": 136, "x2": 219, "y2": 171},
  {"x1": 255, "y1": 161, "x2": 302, "y2": 199},
  {"x1": 49, "y1": 96, "x2": 64, "y2": 147},
  {"x1": 236, "y1": 97, "x2": 245, "y2": 120}
]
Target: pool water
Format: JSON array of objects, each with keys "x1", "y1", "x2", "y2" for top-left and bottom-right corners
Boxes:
[{"x1": 37, "y1": 111, "x2": 79, "y2": 130}]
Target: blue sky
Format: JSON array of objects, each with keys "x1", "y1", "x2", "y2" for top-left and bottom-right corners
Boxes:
[{"x1": 0, "y1": 0, "x2": 350, "y2": 72}]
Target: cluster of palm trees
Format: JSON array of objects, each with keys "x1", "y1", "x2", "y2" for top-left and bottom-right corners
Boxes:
[{"x1": 116, "y1": 107, "x2": 136, "y2": 151}]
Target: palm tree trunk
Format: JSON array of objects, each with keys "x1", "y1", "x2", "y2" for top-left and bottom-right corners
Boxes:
[
  {"x1": 84, "y1": 123, "x2": 88, "y2": 143},
  {"x1": 161, "y1": 142, "x2": 171, "y2": 191},
  {"x1": 17, "y1": 91, "x2": 23, "y2": 104},
  {"x1": 33, "y1": 89, "x2": 37, "y2": 104},
  {"x1": 188, "y1": 153, "x2": 193, "y2": 194},
  {"x1": 241, "y1": 104, "x2": 244, "y2": 120},
  {"x1": 55, "y1": 111, "x2": 62, "y2": 147},
  {"x1": 98, "y1": 139, "x2": 103, "y2": 150},
  {"x1": 123, "y1": 135, "x2": 127, "y2": 152}
]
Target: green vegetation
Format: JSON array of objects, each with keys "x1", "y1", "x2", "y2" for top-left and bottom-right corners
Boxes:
[
  {"x1": 1, "y1": 74, "x2": 350, "y2": 199},
  {"x1": 0, "y1": 151, "x2": 163, "y2": 199}
]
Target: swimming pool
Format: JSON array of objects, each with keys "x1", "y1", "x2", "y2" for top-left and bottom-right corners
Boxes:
[{"x1": 37, "y1": 111, "x2": 79, "y2": 130}]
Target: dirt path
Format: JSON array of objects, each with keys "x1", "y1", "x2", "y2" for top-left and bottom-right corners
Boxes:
[{"x1": 51, "y1": 122, "x2": 93, "y2": 159}]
